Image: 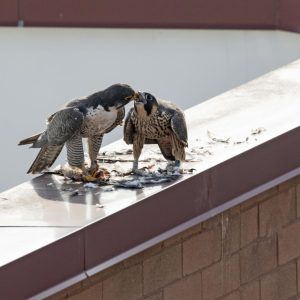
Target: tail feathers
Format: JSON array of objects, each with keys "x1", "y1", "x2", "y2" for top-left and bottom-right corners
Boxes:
[
  {"x1": 27, "y1": 144, "x2": 64, "y2": 174},
  {"x1": 18, "y1": 133, "x2": 41, "y2": 146}
]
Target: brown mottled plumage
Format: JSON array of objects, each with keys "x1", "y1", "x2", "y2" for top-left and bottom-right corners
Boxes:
[{"x1": 124, "y1": 92, "x2": 188, "y2": 170}]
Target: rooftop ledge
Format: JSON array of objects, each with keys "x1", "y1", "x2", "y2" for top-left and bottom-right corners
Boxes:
[{"x1": 1, "y1": 59, "x2": 300, "y2": 299}]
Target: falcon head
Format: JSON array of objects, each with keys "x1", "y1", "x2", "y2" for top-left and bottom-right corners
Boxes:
[
  {"x1": 134, "y1": 92, "x2": 158, "y2": 116},
  {"x1": 103, "y1": 84, "x2": 138, "y2": 109}
]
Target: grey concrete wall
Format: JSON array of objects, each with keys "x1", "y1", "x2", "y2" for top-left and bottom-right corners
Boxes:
[{"x1": 1, "y1": 28, "x2": 300, "y2": 191}]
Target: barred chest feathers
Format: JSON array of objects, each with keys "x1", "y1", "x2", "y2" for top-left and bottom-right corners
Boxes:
[{"x1": 81, "y1": 105, "x2": 118, "y2": 136}]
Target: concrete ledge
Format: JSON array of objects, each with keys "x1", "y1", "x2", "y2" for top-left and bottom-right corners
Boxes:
[{"x1": 1, "y1": 60, "x2": 300, "y2": 298}]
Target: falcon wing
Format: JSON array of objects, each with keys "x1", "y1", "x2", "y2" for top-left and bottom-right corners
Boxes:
[
  {"x1": 27, "y1": 144, "x2": 64, "y2": 174},
  {"x1": 123, "y1": 108, "x2": 135, "y2": 144},
  {"x1": 25, "y1": 107, "x2": 84, "y2": 174},
  {"x1": 170, "y1": 111, "x2": 188, "y2": 146},
  {"x1": 46, "y1": 107, "x2": 84, "y2": 145},
  {"x1": 157, "y1": 137, "x2": 175, "y2": 160}
]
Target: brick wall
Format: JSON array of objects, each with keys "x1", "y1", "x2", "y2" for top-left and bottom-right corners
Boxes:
[{"x1": 48, "y1": 175, "x2": 300, "y2": 300}]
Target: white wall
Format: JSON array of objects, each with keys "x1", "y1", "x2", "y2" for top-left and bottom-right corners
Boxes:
[{"x1": 1, "y1": 28, "x2": 300, "y2": 192}]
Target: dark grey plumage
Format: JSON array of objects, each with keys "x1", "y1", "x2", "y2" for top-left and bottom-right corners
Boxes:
[
  {"x1": 19, "y1": 84, "x2": 137, "y2": 174},
  {"x1": 124, "y1": 92, "x2": 188, "y2": 170}
]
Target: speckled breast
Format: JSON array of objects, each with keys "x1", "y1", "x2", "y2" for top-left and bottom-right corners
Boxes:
[
  {"x1": 133, "y1": 111, "x2": 171, "y2": 139},
  {"x1": 80, "y1": 105, "x2": 117, "y2": 137}
]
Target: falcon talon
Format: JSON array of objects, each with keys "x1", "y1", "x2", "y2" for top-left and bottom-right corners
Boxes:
[{"x1": 18, "y1": 84, "x2": 137, "y2": 175}]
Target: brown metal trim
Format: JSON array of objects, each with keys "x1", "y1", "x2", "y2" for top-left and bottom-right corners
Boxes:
[
  {"x1": 1, "y1": 0, "x2": 300, "y2": 32},
  {"x1": 17, "y1": 0, "x2": 276, "y2": 29},
  {"x1": 278, "y1": 0, "x2": 300, "y2": 33},
  {"x1": 1, "y1": 0, "x2": 277, "y2": 29},
  {"x1": 0, "y1": 231, "x2": 85, "y2": 299}
]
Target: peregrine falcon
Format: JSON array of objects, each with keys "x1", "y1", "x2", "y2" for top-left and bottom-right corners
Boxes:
[
  {"x1": 124, "y1": 92, "x2": 188, "y2": 171},
  {"x1": 19, "y1": 84, "x2": 137, "y2": 175}
]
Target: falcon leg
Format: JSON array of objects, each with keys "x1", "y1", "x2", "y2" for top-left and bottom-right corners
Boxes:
[
  {"x1": 88, "y1": 135, "x2": 103, "y2": 174},
  {"x1": 65, "y1": 134, "x2": 86, "y2": 178},
  {"x1": 133, "y1": 159, "x2": 139, "y2": 171},
  {"x1": 132, "y1": 134, "x2": 144, "y2": 172},
  {"x1": 175, "y1": 160, "x2": 181, "y2": 168}
]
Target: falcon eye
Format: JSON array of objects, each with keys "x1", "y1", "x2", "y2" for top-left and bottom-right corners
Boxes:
[{"x1": 145, "y1": 93, "x2": 152, "y2": 101}]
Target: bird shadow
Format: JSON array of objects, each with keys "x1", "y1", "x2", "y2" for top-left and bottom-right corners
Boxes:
[{"x1": 29, "y1": 174, "x2": 101, "y2": 205}]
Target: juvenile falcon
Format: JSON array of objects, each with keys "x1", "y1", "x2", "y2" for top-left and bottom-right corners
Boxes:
[
  {"x1": 19, "y1": 84, "x2": 137, "y2": 175},
  {"x1": 124, "y1": 92, "x2": 188, "y2": 171}
]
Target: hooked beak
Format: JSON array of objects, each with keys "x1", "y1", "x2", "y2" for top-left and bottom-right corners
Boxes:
[
  {"x1": 133, "y1": 92, "x2": 139, "y2": 100},
  {"x1": 135, "y1": 92, "x2": 147, "y2": 104},
  {"x1": 125, "y1": 92, "x2": 139, "y2": 102}
]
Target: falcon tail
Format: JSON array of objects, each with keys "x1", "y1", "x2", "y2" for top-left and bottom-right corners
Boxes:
[
  {"x1": 18, "y1": 133, "x2": 41, "y2": 146},
  {"x1": 27, "y1": 144, "x2": 64, "y2": 174}
]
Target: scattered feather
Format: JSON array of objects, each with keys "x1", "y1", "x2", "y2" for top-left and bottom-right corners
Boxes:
[
  {"x1": 251, "y1": 127, "x2": 266, "y2": 135},
  {"x1": 111, "y1": 179, "x2": 144, "y2": 189},
  {"x1": 234, "y1": 137, "x2": 249, "y2": 144},
  {"x1": 83, "y1": 182, "x2": 98, "y2": 189},
  {"x1": 207, "y1": 130, "x2": 230, "y2": 143},
  {"x1": 70, "y1": 190, "x2": 79, "y2": 197},
  {"x1": 101, "y1": 186, "x2": 115, "y2": 192}
]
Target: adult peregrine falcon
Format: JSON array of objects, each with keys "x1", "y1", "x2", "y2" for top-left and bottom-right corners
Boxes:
[
  {"x1": 124, "y1": 92, "x2": 188, "y2": 170},
  {"x1": 19, "y1": 84, "x2": 137, "y2": 175}
]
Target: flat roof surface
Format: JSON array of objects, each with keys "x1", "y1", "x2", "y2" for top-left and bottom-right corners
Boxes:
[{"x1": 1, "y1": 59, "x2": 300, "y2": 299}]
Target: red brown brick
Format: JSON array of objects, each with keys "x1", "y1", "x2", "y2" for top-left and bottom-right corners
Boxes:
[
  {"x1": 240, "y1": 235, "x2": 277, "y2": 283},
  {"x1": 164, "y1": 271, "x2": 202, "y2": 300},
  {"x1": 47, "y1": 281, "x2": 83, "y2": 300},
  {"x1": 202, "y1": 214, "x2": 221, "y2": 229},
  {"x1": 278, "y1": 221, "x2": 300, "y2": 265},
  {"x1": 181, "y1": 222, "x2": 202, "y2": 241},
  {"x1": 241, "y1": 187, "x2": 278, "y2": 211},
  {"x1": 241, "y1": 280, "x2": 260, "y2": 300},
  {"x1": 103, "y1": 264, "x2": 142, "y2": 300},
  {"x1": 260, "y1": 262, "x2": 297, "y2": 300},
  {"x1": 70, "y1": 283, "x2": 102, "y2": 300},
  {"x1": 241, "y1": 206, "x2": 258, "y2": 247},
  {"x1": 144, "y1": 292, "x2": 163, "y2": 300},
  {"x1": 278, "y1": 177, "x2": 300, "y2": 192},
  {"x1": 143, "y1": 244, "x2": 182, "y2": 295},
  {"x1": 223, "y1": 291, "x2": 241, "y2": 300},
  {"x1": 202, "y1": 254, "x2": 240, "y2": 300},
  {"x1": 183, "y1": 227, "x2": 221, "y2": 275},
  {"x1": 89, "y1": 261, "x2": 124, "y2": 283},
  {"x1": 297, "y1": 259, "x2": 300, "y2": 293},
  {"x1": 259, "y1": 188, "x2": 296, "y2": 236},
  {"x1": 296, "y1": 184, "x2": 300, "y2": 218},
  {"x1": 222, "y1": 213, "x2": 241, "y2": 255},
  {"x1": 123, "y1": 243, "x2": 163, "y2": 268}
]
